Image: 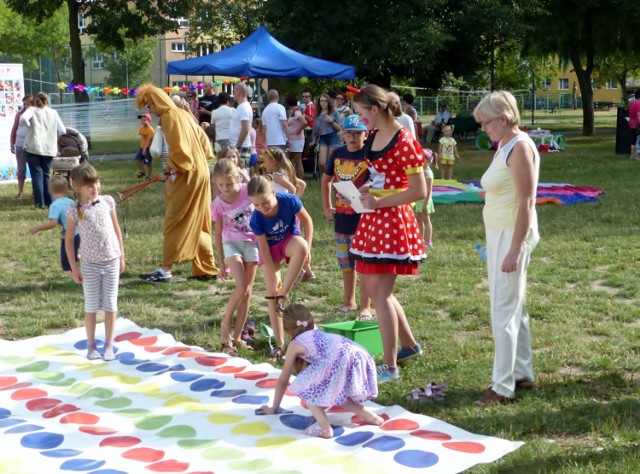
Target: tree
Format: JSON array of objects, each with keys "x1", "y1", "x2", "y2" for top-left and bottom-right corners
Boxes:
[
  {"x1": 524, "y1": 0, "x2": 640, "y2": 135},
  {"x1": 5, "y1": 0, "x2": 196, "y2": 102},
  {"x1": 596, "y1": 53, "x2": 640, "y2": 105},
  {"x1": 100, "y1": 39, "x2": 155, "y2": 89}
]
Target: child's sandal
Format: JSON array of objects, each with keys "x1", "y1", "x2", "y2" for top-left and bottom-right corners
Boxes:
[
  {"x1": 303, "y1": 424, "x2": 334, "y2": 439},
  {"x1": 221, "y1": 341, "x2": 237, "y2": 355},
  {"x1": 266, "y1": 346, "x2": 284, "y2": 362}
]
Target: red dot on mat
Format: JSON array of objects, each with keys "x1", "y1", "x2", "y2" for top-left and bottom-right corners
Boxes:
[
  {"x1": 176, "y1": 351, "x2": 202, "y2": 358},
  {"x1": 234, "y1": 371, "x2": 268, "y2": 380},
  {"x1": 80, "y1": 426, "x2": 118, "y2": 435},
  {"x1": 0, "y1": 382, "x2": 31, "y2": 392},
  {"x1": 410, "y1": 430, "x2": 452, "y2": 441},
  {"x1": 60, "y1": 412, "x2": 100, "y2": 425},
  {"x1": 146, "y1": 459, "x2": 190, "y2": 472},
  {"x1": 186, "y1": 472, "x2": 215, "y2": 474},
  {"x1": 0, "y1": 376, "x2": 18, "y2": 388},
  {"x1": 43, "y1": 404, "x2": 80, "y2": 418},
  {"x1": 26, "y1": 398, "x2": 62, "y2": 412},
  {"x1": 145, "y1": 346, "x2": 168, "y2": 353},
  {"x1": 114, "y1": 332, "x2": 143, "y2": 342},
  {"x1": 129, "y1": 336, "x2": 158, "y2": 347},
  {"x1": 100, "y1": 436, "x2": 142, "y2": 448},
  {"x1": 11, "y1": 388, "x2": 48, "y2": 401},
  {"x1": 255, "y1": 378, "x2": 278, "y2": 388},
  {"x1": 442, "y1": 441, "x2": 486, "y2": 453},
  {"x1": 162, "y1": 346, "x2": 192, "y2": 356},
  {"x1": 194, "y1": 356, "x2": 226, "y2": 367},
  {"x1": 380, "y1": 418, "x2": 420, "y2": 431},
  {"x1": 351, "y1": 413, "x2": 390, "y2": 426},
  {"x1": 300, "y1": 400, "x2": 308, "y2": 409},
  {"x1": 122, "y1": 447, "x2": 165, "y2": 462},
  {"x1": 216, "y1": 366, "x2": 245, "y2": 374}
]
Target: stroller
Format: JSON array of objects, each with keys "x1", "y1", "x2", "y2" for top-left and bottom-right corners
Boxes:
[{"x1": 51, "y1": 127, "x2": 90, "y2": 180}]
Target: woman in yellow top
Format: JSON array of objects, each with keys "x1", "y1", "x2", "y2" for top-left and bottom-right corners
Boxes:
[
  {"x1": 473, "y1": 90, "x2": 540, "y2": 406},
  {"x1": 136, "y1": 84, "x2": 219, "y2": 283}
]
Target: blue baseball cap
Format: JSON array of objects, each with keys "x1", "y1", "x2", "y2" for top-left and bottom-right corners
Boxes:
[{"x1": 342, "y1": 114, "x2": 367, "y2": 131}]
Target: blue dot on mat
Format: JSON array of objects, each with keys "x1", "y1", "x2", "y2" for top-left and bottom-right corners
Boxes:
[
  {"x1": 135, "y1": 363, "x2": 169, "y2": 373},
  {"x1": 232, "y1": 395, "x2": 269, "y2": 405},
  {"x1": 332, "y1": 425, "x2": 345, "y2": 437},
  {"x1": 87, "y1": 470, "x2": 127, "y2": 474},
  {"x1": 279, "y1": 414, "x2": 315, "y2": 431},
  {"x1": 115, "y1": 352, "x2": 148, "y2": 366},
  {"x1": 41, "y1": 449, "x2": 82, "y2": 458},
  {"x1": 6, "y1": 424, "x2": 44, "y2": 434},
  {"x1": 0, "y1": 407, "x2": 11, "y2": 419},
  {"x1": 190, "y1": 378, "x2": 225, "y2": 392},
  {"x1": 336, "y1": 431, "x2": 375, "y2": 446},
  {"x1": 394, "y1": 450, "x2": 439, "y2": 468},
  {"x1": 74, "y1": 340, "x2": 103, "y2": 350},
  {"x1": 210, "y1": 389, "x2": 247, "y2": 398},
  {"x1": 154, "y1": 364, "x2": 185, "y2": 376},
  {"x1": 0, "y1": 418, "x2": 26, "y2": 428},
  {"x1": 363, "y1": 435, "x2": 406, "y2": 452},
  {"x1": 21, "y1": 432, "x2": 64, "y2": 450},
  {"x1": 60, "y1": 459, "x2": 106, "y2": 471},
  {"x1": 170, "y1": 372, "x2": 203, "y2": 383}
]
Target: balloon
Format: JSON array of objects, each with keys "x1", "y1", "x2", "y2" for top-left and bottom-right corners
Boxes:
[
  {"x1": 299, "y1": 77, "x2": 308, "y2": 84},
  {"x1": 85, "y1": 86, "x2": 93, "y2": 94},
  {"x1": 163, "y1": 87, "x2": 172, "y2": 94},
  {"x1": 197, "y1": 83, "x2": 204, "y2": 90},
  {"x1": 103, "y1": 87, "x2": 112, "y2": 94},
  {"x1": 57, "y1": 82, "x2": 67, "y2": 90}
]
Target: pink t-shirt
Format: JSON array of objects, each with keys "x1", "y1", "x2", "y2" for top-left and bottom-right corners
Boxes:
[
  {"x1": 67, "y1": 195, "x2": 121, "y2": 264},
  {"x1": 210, "y1": 183, "x2": 256, "y2": 243},
  {"x1": 629, "y1": 100, "x2": 640, "y2": 129}
]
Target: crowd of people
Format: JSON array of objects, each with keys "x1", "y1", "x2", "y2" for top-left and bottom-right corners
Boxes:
[{"x1": 19, "y1": 83, "x2": 542, "y2": 436}]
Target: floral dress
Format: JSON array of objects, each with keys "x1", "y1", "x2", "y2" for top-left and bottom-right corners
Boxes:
[
  {"x1": 349, "y1": 127, "x2": 426, "y2": 274},
  {"x1": 288, "y1": 330, "x2": 378, "y2": 407}
]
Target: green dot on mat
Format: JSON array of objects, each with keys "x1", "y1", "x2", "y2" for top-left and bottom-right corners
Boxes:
[
  {"x1": 207, "y1": 413, "x2": 244, "y2": 424},
  {"x1": 201, "y1": 447, "x2": 244, "y2": 461},
  {"x1": 79, "y1": 387, "x2": 114, "y2": 400},
  {"x1": 255, "y1": 436, "x2": 296, "y2": 448},
  {"x1": 114, "y1": 408, "x2": 150, "y2": 418},
  {"x1": 46, "y1": 377, "x2": 76, "y2": 387},
  {"x1": 231, "y1": 422, "x2": 271, "y2": 436},
  {"x1": 228, "y1": 459, "x2": 272, "y2": 471},
  {"x1": 65, "y1": 382, "x2": 93, "y2": 395},
  {"x1": 95, "y1": 397, "x2": 132, "y2": 409},
  {"x1": 16, "y1": 361, "x2": 50, "y2": 372},
  {"x1": 33, "y1": 371, "x2": 65, "y2": 381},
  {"x1": 178, "y1": 439, "x2": 218, "y2": 449},
  {"x1": 157, "y1": 425, "x2": 197, "y2": 438},
  {"x1": 135, "y1": 415, "x2": 172, "y2": 430},
  {"x1": 0, "y1": 356, "x2": 34, "y2": 365}
]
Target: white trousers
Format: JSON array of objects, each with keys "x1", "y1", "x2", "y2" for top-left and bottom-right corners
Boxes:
[{"x1": 486, "y1": 226, "x2": 539, "y2": 397}]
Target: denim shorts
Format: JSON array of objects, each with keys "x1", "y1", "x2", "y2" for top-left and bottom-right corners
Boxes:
[{"x1": 319, "y1": 132, "x2": 340, "y2": 147}]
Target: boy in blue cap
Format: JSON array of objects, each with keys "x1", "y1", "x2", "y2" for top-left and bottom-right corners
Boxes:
[{"x1": 321, "y1": 115, "x2": 373, "y2": 320}]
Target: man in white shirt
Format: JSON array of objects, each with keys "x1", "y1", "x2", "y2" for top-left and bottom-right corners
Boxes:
[
  {"x1": 210, "y1": 92, "x2": 235, "y2": 151},
  {"x1": 228, "y1": 83, "x2": 253, "y2": 168},
  {"x1": 261, "y1": 89, "x2": 288, "y2": 149},
  {"x1": 424, "y1": 103, "x2": 451, "y2": 143}
]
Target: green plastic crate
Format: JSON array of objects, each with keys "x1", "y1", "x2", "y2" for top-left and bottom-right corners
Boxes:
[{"x1": 319, "y1": 321, "x2": 383, "y2": 356}]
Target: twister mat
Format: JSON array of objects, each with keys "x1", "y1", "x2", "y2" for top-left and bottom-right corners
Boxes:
[{"x1": 0, "y1": 319, "x2": 522, "y2": 473}]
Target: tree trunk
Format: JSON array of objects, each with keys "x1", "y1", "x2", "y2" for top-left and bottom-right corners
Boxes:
[
  {"x1": 617, "y1": 71, "x2": 627, "y2": 105},
  {"x1": 67, "y1": 0, "x2": 89, "y2": 103},
  {"x1": 570, "y1": 50, "x2": 594, "y2": 136}
]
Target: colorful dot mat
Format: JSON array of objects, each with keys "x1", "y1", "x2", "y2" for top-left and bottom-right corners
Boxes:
[{"x1": 0, "y1": 319, "x2": 522, "y2": 473}]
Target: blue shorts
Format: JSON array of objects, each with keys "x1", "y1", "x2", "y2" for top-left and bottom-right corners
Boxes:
[
  {"x1": 61, "y1": 234, "x2": 80, "y2": 272},
  {"x1": 135, "y1": 147, "x2": 152, "y2": 165},
  {"x1": 319, "y1": 132, "x2": 340, "y2": 148}
]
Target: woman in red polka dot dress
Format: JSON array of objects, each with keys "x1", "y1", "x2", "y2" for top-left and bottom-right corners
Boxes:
[{"x1": 350, "y1": 85, "x2": 427, "y2": 383}]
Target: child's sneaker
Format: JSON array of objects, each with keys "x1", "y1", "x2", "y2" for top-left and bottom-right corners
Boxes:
[
  {"x1": 139, "y1": 268, "x2": 172, "y2": 283},
  {"x1": 87, "y1": 342, "x2": 100, "y2": 360},
  {"x1": 103, "y1": 342, "x2": 115, "y2": 361},
  {"x1": 397, "y1": 344, "x2": 423, "y2": 363},
  {"x1": 376, "y1": 364, "x2": 399, "y2": 384}
]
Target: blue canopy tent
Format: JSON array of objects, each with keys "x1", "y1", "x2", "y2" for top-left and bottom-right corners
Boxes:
[{"x1": 166, "y1": 26, "x2": 356, "y2": 79}]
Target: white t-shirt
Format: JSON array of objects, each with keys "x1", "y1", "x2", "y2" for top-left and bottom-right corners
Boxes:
[
  {"x1": 228, "y1": 101, "x2": 253, "y2": 148},
  {"x1": 396, "y1": 113, "x2": 416, "y2": 139},
  {"x1": 211, "y1": 105, "x2": 235, "y2": 140},
  {"x1": 262, "y1": 102, "x2": 287, "y2": 146}
]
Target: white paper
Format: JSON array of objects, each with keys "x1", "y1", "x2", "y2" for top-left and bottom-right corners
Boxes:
[{"x1": 333, "y1": 181, "x2": 374, "y2": 213}]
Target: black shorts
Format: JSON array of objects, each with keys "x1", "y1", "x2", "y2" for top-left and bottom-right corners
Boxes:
[{"x1": 61, "y1": 234, "x2": 80, "y2": 272}]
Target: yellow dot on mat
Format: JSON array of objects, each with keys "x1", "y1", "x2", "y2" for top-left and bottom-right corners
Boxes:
[
  {"x1": 91, "y1": 369, "x2": 141, "y2": 384},
  {"x1": 184, "y1": 402, "x2": 220, "y2": 413},
  {"x1": 313, "y1": 454, "x2": 358, "y2": 466},
  {"x1": 282, "y1": 444, "x2": 326, "y2": 460},
  {"x1": 255, "y1": 436, "x2": 296, "y2": 449},
  {"x1": 164, "y1": 395, "x2": 201, "y2": 407},
  {"x1": 207, "y1": 413, "x2": 245, "y2": 424},
  {"x1": 338, "y1": 462, "x2": 388, "y2": 474},
  {"x1": 231, "y1": 422, "x2": 271, "y2": 436}
]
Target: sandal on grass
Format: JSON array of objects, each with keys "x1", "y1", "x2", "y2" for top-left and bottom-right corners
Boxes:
[
  {"x1": 356, "y1": 313, "x2": 375, "y2": 322},
  {"x1": 266, "y1": 346, "x2": 285, "y2": 363},
  {"x1": 408, "y1": 382, "x2": 448, "y2": 402},
  {"x1": 221, "y1": 341, "x2": 237, "y2": 355}
]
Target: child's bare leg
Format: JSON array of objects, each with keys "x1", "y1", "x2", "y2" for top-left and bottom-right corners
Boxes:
[
  {"x1": 305, "y1": 403, "x2": 333, "y2": 438},
  {"x1": 263, "y1": 266, "x2": 284, "y2": 349},
  {"x1": 232, "y1": 262, "x2": 258, "y2": 342},
  {"x1": 425, "y1": 214, "x2": 433, "y2": 244},
  {"x1": 85, "y1": 312, "x2": 97, "y2": 342},
  {"x1": 103, "y1": 311, "x2": 117, "y2": 342},
  {"x1": 280, "y1": 236, "x2": 308, "y2": 297},
  {"x1": 448, "y1": 164, "x2": 453, "y2": 180},
  {"x1": 342, "y1": 269, "x2": 357, "y2": 310},
  {"x1": 342, "y1": 398, "x2": 384, "y2": 425},
  {"x1": 222, "y1": 257, "x2": 247, "y2": 342},
  {"x1": 416, "y1": 213, "x2": 427, "y2": 241},
  {"x1": 440, "y1": 165, "x2": 445, "y2": 180}
]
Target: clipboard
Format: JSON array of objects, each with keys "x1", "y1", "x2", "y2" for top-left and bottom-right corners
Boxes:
[{"x1": 332, "y1": 181, "x2": 373, "y2": 213}]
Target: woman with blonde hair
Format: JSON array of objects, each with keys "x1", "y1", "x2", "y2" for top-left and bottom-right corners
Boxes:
[
  {"x1": 137, "y1": 85, "x2": 219, "y2": 283},
  {"x1": 472, "y1": 90, "x2": 540, "y2": 406}
]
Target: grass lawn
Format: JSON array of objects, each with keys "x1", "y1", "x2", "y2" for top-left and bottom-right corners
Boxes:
[{"x1": 1, "y1": 120, "x2": 638, "y2": 472}]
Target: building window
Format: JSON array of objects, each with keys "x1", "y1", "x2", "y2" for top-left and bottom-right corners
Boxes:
[
  {"x1": 171, "y1": 42, "x2": 186, "y2": 53},
  {"x1": 176, "y1": 17, "x2": 189, "y2": 28},
  {"x1": 542, "y1": 79, "x2": 551, "y2": 89},
  {"x1": 558, "y1": 78, "x2": 569, "y2": 90},
  {"x1": 172, "y1": 81, "x2": 191, "y2": 88},
  {"x1": 606, "y1": 79, "x2": 618, "y2": 89},
  {"x1": 78, "y1": 14, "x2": 86, "y2": 35},
  {"x1": 198, "y1": 44, "x2": 212, "y2": 57},
  {"x1": 92, "y1": 53, "x2": 104, "y2": 70}
]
